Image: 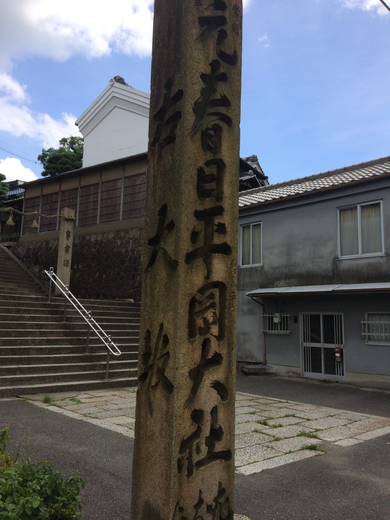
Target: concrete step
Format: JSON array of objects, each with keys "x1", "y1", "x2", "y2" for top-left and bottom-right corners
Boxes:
[
  {"x1": 0, "y1": 307, "x2": 139, "y2": 320},
  {"x1": 0, "y1": 367, "x2": 137, "y2": 387},
  {"x1": 0, "y1": 344, "x2": 139, "y2": 356},
  {"x1": 0, "y1": 376, "x2": 138, "y2": 398},
  {"x1": 0, "y1": 359, "x2": 138, "y2": 376},
  {"x1": 0, "y1": 351, "x2": 138, "y2": 365},
  {"x1": 0, "y1": 320, "x2": 140, "y2": 331},
  {"x1": 0, "y1": 334, "x2": 139, "y2": 346},
  {"x1": 0, "y1": 250, "x2": 141, "y2": 397}
]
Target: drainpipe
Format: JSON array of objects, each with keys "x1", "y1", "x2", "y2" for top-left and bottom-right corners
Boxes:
[{"x1": 249, "y1": 295, "x2": 267, "y2": 365}]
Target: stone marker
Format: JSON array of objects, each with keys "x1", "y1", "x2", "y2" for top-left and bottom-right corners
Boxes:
[
  {"x1": 130, "y1": 1, "x2": 242, "y2": 519},
  {"x1": 55, "y1": 207, "x2": 75, "y2": 295}
]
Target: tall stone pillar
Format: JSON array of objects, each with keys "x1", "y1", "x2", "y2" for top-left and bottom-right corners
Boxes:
[
  {"x1": 55, "y1": 207, "x2": 75, "y2": 295},
  {"x1": 131, "y1": 1, "x2": 242, "y2": 519}
]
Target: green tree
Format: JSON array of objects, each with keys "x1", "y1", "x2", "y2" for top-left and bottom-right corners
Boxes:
[
  {"x1": 38, "y1": 136, "x2": 84, "y2": 177},
  {"x1": 0, "y1": 173, "x2": 9, "y2": 208}
]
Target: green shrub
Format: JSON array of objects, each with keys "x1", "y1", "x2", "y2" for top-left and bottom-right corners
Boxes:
[{"x1": 0, "y1": 429, "x2": 83, "y2": 520}]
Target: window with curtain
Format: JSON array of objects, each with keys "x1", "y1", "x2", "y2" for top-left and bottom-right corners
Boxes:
[
  {"x1": 361, "y1": 313, "x2": 390, "y2": 345},
  {"x1": 241, "y1": 222, "x2": 262, "y2": 266},
  {"x1": 339, "y1": 201, "x2": 383, "y2": 257}
]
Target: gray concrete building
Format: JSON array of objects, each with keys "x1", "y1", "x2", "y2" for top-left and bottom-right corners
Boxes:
[{"x1": 237, "y1": 156, "x2": 390, "y2": 387}]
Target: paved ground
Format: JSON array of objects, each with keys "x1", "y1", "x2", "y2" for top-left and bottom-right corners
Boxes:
[
  {"x1": 21, "y1": 384, "x2": 390, "y2": 477},
  {"x1": 1, "y1": 375, "x2": 389, "y2": 519}
]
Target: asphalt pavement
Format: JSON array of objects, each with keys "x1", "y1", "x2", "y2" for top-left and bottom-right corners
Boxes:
[{"x1": 1, "y1": 375, "x2": 389, "y2": 520}]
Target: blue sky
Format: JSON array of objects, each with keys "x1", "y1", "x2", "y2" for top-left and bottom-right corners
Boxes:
[{"x1": 0, "y1": 0, "x2": 389, "y2": 185}]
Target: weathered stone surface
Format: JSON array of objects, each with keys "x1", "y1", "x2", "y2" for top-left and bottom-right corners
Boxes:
[
  {"x1": 55, "y1": 207, "x2": 75, "y2": 293},
  {"x1": 131, "y1": 1, "x2": 242, "y2": 519},
  {"x1": 11, "y1": 226, "x2": 143, "y2": 300}
]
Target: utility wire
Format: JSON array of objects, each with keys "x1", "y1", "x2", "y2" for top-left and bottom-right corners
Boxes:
[
  {"x1": 0, "y1": 139, "x2": 37, "y2": 159},
  {"x1": 0, "y1": 145, "x2": 38, "y2": 164},
  {"x1": 379, "y1": 0, "x2": 390, "y2": 12}
]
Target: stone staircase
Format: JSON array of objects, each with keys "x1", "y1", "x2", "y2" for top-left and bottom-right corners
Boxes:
[{"x1": 0, "y1": 246, "x2": 140, "y2": 398}]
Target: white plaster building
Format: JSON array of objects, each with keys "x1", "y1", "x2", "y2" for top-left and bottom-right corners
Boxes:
[{"x1": 75, "y1": 77, "x2": 150, "y2": 168}]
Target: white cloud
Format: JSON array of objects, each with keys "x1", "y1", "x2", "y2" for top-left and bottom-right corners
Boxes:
[
  {"x1": 0, "y1": 1, "x2": 154, "y2": 149},
  {"x1": 243, "y1": 0, "x2": 253, "y2": 9},
  {"x1": 259, "y1": 34, "x2": 270, "y2": 48},
  {"x1": 0, "y1": 0, "x2": 154, "y2": 72},
  {"x1": 0, "y1": 95, "x2": 80, "y2": 149},
  {"x1": 340, "y1": 0, "x2": 390, "y2": 14},
  {"x1": 0, "y1": 74, "x2": 29, "y2": 103},
  {"x1": 0, "y1": 158, "x2": 38, "y2": 182}
]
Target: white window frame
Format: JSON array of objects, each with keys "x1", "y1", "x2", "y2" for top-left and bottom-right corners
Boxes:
[
  {"x1": 337, "y1": 200, "x2": 384, "y2": 259},
  {"x1": 361, "y1": 313, "x2": 390, "y2": 346},
  {"x1": 239, "y1": 221, "x2": 262, "y2": 267},
  {"x1": 263, "y1": 313, "x2": 290, "y2": 335}
]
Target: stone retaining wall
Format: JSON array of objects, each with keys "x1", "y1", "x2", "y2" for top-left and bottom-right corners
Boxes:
[{"x1": 11, "y1": 222, "x2": 143, "y2": 301}]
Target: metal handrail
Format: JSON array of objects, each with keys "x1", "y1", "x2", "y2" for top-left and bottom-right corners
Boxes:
[{"x1": 44, "y1": 268, "x2": 121, "y2": 379}]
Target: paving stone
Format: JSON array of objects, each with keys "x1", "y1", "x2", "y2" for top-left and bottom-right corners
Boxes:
[
  {"x1": 258, "y1": 424, "x2": 313, "y2": 439},
  {"x1": 99, "y1": 404, "x2": 136, "y2": 413},
  {"x1": 318, "y1": 418, "x2": 390, "y2": 441},
  {"x1": 28, "y1": 389, "x2": 390, "y2": 480},
  {"x1": 251, "y1": 397, "x2": 286, "y2": 405},
  {"x1": 355, "y1": 425, "x2": 390, "y2": 441},
  {"x1": 333, "y1": 411, "x2": 371, "y2": 421},
  {"x1": 235, "y1": 414, "x2": 258, "y2": 424},
  {"x1": 236, "y1": 406, "x2": 260, "y2": 415},
  {"x1": 235, "y1": 421, "x2": 267, "y2": 435},
  {"x1": 236, "y1": 450, "x2": 320, "y2": 475},
  {"x1": 287, "y1": 408, "x2": 340, "y2": 420},
  {"x1": 235, "y1": 444, "x2": 276, "y2": 466},
  {"x1": 110, "y1": 399, "x2": 135, "y2": 406},
  {"x1": 46, "y1": 406, "x2": 83, "y2": 419},
  {"x1": 260, "y1": 408, "x2": 303, "y2": 419},
  {"x1": 72, "y1": 406, "x2": 104, "y2": 415},
  {"x1": 319, "y1": 425, "x2": 359, "y2": 442},
  {"x1": 351, "y1": 417, "x2": 390, "y2": 432},
  {"x1": 235, "y1": 432, "x2": 271, "y2": 449},
  {"x1": 86, "y1": 418, "x2": 134, "y2": 437},
  {"x1": 108, "y1": 416, "x2": 136, "y2": 426},
  {"x1": 267, "y1": 416, "x2": 305, "y2": 426},
  {"x1": 77, "y1": 396, "x2": 115, "y2": 403},
  {"x1": 93, "y1": 409, "x2": 134, "y2": 419},
  {"x1": 83, "y1": 391, "x2": 118, "y2": 397},
  {"x1": 266, "y1": 436, "x2": 323, "y2": 453},
  {"x1": 300, "y1": 416, "x2": 352, "y2": 430},
  {"x1": 334, "y1": 438, "x2": 363, "y2": 447},
  {"x1": 58, "y1": 403, "x2": 104, "y2": 411},
  {"x1": 234, "y1": 399, "x2": 259, "y2": 407},
  {"x1": 235, "y1": 394, "x2": 252, "y2": 401},
  {"x1": 250, "y1": 403, "x2": 287, "y2": 412}
]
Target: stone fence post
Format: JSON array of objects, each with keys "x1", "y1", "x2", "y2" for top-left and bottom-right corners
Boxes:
[
  {"x1": 55, "y1": 207, "x2": 75, "y2": 295},
  {"x1": 131, "y1": 1, "x2": 242, "y2": 518}
]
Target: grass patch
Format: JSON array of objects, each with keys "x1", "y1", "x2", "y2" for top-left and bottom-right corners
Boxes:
[
  {"x1": 297, "y1": 431, "x2": 319, "y2": 439},
  {"x1": 252, "y1": 429, "x2": 274, "y2": 437},
  {"x1": 69, "y1": 397, "x2": 82, "y2": 404},
  {"x1": 256, "y1": 419, "x2": 282, "y2": 428},
  {"x1": 300, "y1": 443, "x2": 323, "y2": 452},
  {"x1": 42, "y1": 396, "x2": 53, "y2": 404}
]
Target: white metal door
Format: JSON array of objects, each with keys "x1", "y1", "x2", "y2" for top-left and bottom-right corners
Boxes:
[{"x1": 301, "y1": 313, "x2": 344, "y2": 380}]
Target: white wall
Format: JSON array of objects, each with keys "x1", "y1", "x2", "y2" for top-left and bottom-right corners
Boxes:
[{"x1": 76, "y1": 81, "x2": 150, "y2": 168}]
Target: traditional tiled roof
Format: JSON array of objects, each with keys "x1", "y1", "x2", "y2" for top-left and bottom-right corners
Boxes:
[{"x1": 239, "y1": 156, "x2": 390, "y2": 208}]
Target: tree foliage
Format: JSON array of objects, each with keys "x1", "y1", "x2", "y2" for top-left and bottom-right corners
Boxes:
[
  {"x1": 38, "y1": 137, "x2": 84, "y2": 177},
  {"x1": 0, "y1": 173, "x2": 9, "y2": 208}
]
